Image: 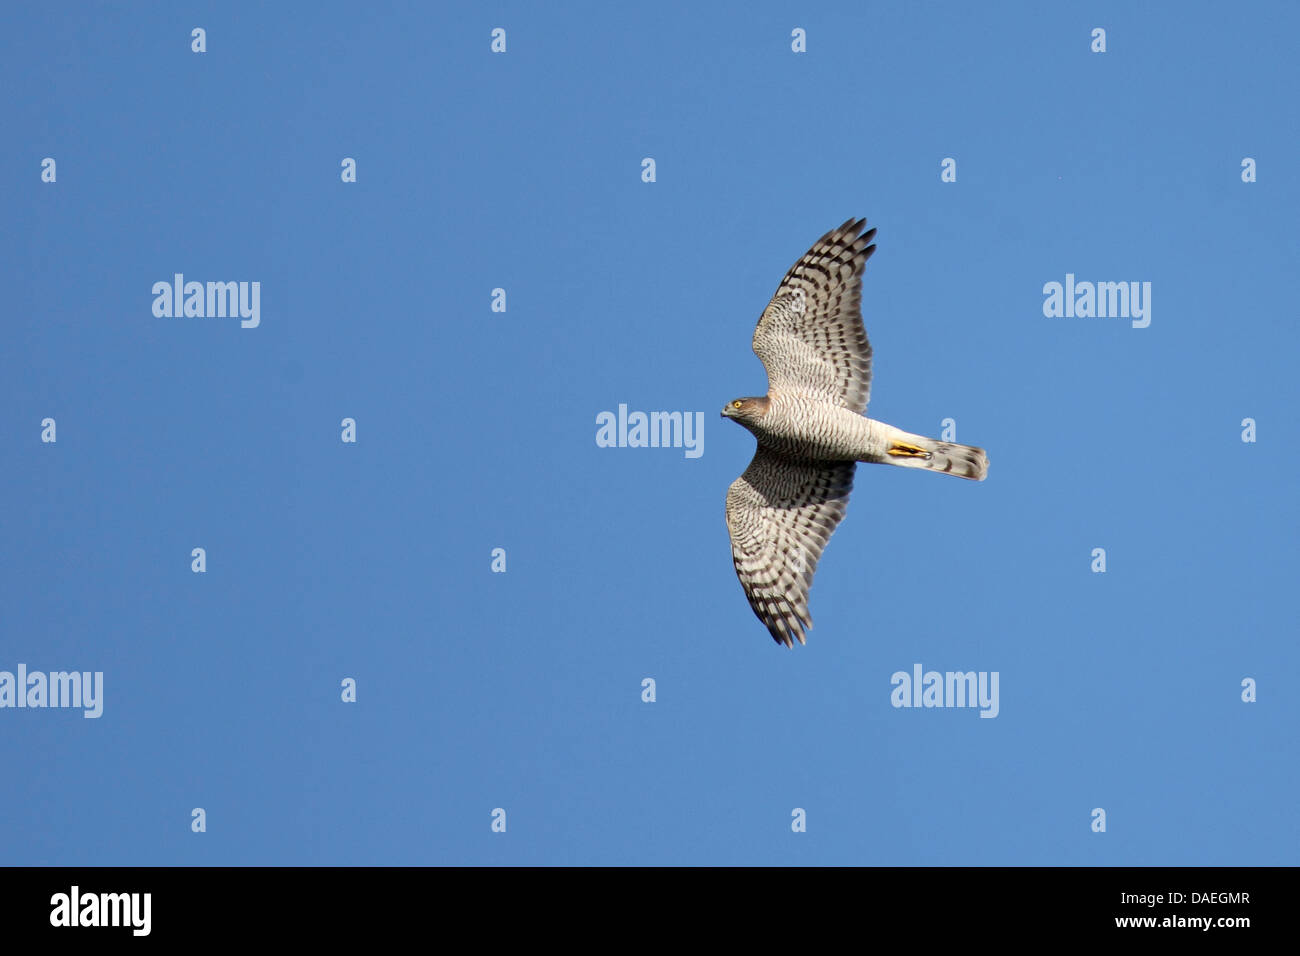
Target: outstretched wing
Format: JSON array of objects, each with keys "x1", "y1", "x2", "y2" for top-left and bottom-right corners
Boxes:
[
  {"x1": 752, "y1": 218, "x2": 876, "y2": 414},
  {"x1": 725, "y1": 447, "x2": 856, "y2": 647}
]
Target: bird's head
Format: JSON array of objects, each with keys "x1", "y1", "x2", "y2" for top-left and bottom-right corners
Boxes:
[{"x1": 721, "y1": 396, "x2": 770, "y2": 427}]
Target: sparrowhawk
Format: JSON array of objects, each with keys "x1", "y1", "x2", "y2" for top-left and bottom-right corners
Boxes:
[{"x1": 723, "y1": 218, "x2": 989, "y2": 648}]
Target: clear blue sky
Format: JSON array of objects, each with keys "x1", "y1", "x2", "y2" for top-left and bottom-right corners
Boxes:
[{"x1": 3, "y1": 1, "x2": 1296, "y2": 865}]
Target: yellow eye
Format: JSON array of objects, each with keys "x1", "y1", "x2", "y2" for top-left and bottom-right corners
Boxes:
[{"x1": 732, "y1": 400, "x2": 743, "y2": 409}]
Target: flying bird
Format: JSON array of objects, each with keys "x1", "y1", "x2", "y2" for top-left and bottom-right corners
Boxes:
[{"x1": 723, "y1": 218, "x2": 988, "y2": 647}]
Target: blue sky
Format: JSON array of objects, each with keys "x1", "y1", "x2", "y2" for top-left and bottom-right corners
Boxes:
[{"x1": 2, "y1": 1, "x2": 1296, "y2": 865}]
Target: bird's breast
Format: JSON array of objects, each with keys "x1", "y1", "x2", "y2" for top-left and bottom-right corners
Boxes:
[{"x1": 757, "y1": 395, "x2": 876, "y2": 461}]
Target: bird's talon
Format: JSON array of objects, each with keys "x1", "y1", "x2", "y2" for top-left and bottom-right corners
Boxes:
[{"x1": 888, "y1": 441, "x2": 930, "y2": 459}]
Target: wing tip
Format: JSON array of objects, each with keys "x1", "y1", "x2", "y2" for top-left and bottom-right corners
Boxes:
[
  {"x1": 767, "y1": 615, "x2": 810, "y2": 648},
  {"x1": 837, "y1": 219, "x2": 878, "y2": 264}
]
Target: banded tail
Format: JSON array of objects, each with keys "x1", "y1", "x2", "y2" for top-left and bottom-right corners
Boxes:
[{"x1": 874, "y1": 427, "x2": 989, "y2": 481}]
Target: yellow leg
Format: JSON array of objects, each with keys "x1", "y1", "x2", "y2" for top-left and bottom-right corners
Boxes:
[{"x1": 888, "y1": 441, "x2": 932, "y2": 460}]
